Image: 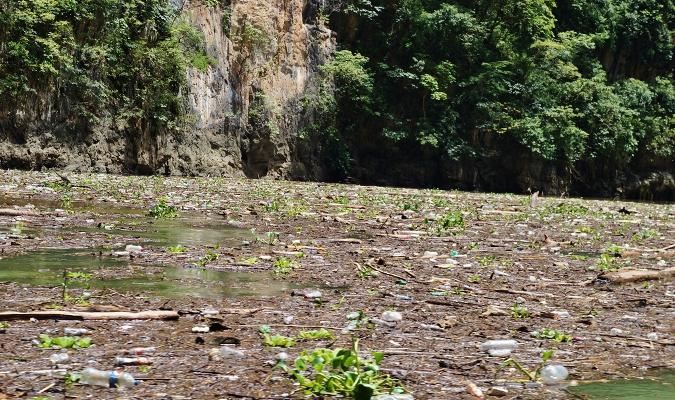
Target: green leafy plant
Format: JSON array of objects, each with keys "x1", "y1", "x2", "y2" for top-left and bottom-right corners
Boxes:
[
  {"x1": 63, "y1": 372, "x2": 81, "y2": 385},
  {"x1": 263, "y1": 200, "x2": 280, "y2": 212},
  {"x1": 0, "y1": 321, "x2": 9, "y2": 329},
  {"x1": 263, "y1": 333, "x2": 296, "y2": 348},
  {"x1": 37, "y1": 334, "x2": 93, "y2": 349},
  {"x1": 480, "y1": 255, "x2": 497, "y2": 266},
  {"x1": 265, "y1": 231, "x2": 280, "y2": 245},
  {"x1": 273, "y1": 257, "x2": 297, "y2": 278},
  {"x1": 280, "y1": 338, "x2": 404, "y2": 398},
  {"x1": 147, "y1": 200, "x2": 179, "y2": 219},
  {"x1": 331, "y1": 296, "x2": 346, "y2": 310},
  {"x1": 501, "y1": 350, "x2": 555, "y2": 381},
  {"x1": 166, "y1": 245, "x2": 187, "y2": 253},
  {"x1": 467, "y1": 242, "x2": 480, "y2": 250},
  {"x1": 435, "y1": 212, "x2": 465, "y2": 234},
  {"x1": 532, "y1": 328, "x2": 572, "y2": 342},
  {"x1": 296, "y1": 328, "x2": 335, "y2": 341},
  {"x1": 510, "y1": 302, "x2": 531, "y2": 319},
  {"x1": 595, "y1": 253, "x2": 628, "y2": 271}
]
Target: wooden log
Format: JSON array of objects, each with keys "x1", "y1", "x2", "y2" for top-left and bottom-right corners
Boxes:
[
  {"x1": 0, "y1": 208, "x2": 39, "y2": 216},
  {"x1": 0, "y1": 310, "x2": 179, "y2": 320}
]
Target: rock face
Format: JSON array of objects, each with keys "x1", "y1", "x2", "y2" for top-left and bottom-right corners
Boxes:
[
  {"x1": 0, "y1": 0, "x2": 334, "y2": 179},
  {"x1": 0, "y1": 0, "x2": 673, "y2": 200}
]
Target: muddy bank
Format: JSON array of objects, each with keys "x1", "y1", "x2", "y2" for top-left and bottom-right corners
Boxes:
[{"x1": 0, "y1": 170, "x2": 674, "y2": 399}]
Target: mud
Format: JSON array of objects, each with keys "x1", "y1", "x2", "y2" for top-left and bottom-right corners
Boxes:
[{"x1": 0, "y1": 170, "x2": 674, "y2": 399}]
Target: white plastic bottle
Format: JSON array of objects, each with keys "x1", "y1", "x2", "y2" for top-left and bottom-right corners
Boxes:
[
  {"x1": 49, "y1": 353, "x2": 70, "y2": 365},
  {"x1": 64, "y1": 327, "x2": 91, "y2": 336},
  {"x1": 122, "y1": 346, "x2": 156, "y2": 355},
  {"x1": 80, "y1": 367, "x2": 138, "y2": 388},
  {"x1": 478, "y1": 340, "x2": 518, "y2": 351},
  {"x1": 540, "y1": 365, "x2": 568, "y2": 383},
  {"x1": 219, "y1": 346, "x2": 244, "y2": 359}
]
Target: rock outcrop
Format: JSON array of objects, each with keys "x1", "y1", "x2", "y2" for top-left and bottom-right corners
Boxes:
[{"x1": 0, "y1": 0, "x2": 335, "y2": 179}]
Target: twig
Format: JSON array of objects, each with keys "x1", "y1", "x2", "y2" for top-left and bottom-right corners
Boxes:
[
  {"x1": 367, "y1": 263, "x2": 408, "y2": 281},
  {"x1": 0, "y1": 310, "x2": 179, "y2": 320},
  {"x1": 232, "y1": 324, "x2": 347, "y2": 330},
  {"x1": 426, "y1": 299, "x2": 485, "y2": 307},
  {"x1": 37, "y1": 383, "x2": 55, "y2": 394}
]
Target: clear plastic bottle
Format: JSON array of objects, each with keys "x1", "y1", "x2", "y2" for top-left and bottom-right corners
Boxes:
[
  {"x1": 80, "y1": 367, "x2": 138, "y2": 388},
  {"x1": 114, "y1": 357, "x2": 152, "y2": 366},
  {"x1": 49, "y1": 353, "x2": 70, "y2": 365},
  {"x1": 64, "y1": 327, "x2": 91, "y2": 336},
  {"x1": 125, "y1": 245, "x2": 143, "y2": 253},
  {"x1": 371, "y1": 395, "x2": 415, "y2": 400},
  {"x1": 540, "y1": 365, "x2": 568, "y2": 383},
  {"x1": 478, "y1": 340, "x2": 518, "y2": 351},
  {"x1": 122, "y1": 346, "x2": 156, "y2": 356},
  {"x1": 381, "y1": 311, "x2": 403, "y2": 322},
  {"x1": 219, "y1": 346, "x2": 244, "y2": 359}
]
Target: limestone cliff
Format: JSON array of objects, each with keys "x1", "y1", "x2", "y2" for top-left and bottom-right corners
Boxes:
[{"x1": 0, "y1": 0, "x2": 335, "y2": 179}]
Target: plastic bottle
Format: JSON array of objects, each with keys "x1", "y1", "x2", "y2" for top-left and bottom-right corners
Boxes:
[
  {"x1": 80, "y1": 367, "x2": 138, "y2": 388},
  {"x1": 219, "y1": 346, "x2": 244, "y2": 359},
  {"x1": 64, "y1": 327, "x2": 91, "y2": 336},
  {"x1": 122, "y1": 346, "x2": 156, "y2": 356},
  {"x1": 488, "y1": 348, "x2": 513, "y2": 357},
  {"x1": 381, "y1": 311, "x2": 403, "y2": 322},
  {"x1": 114, "y1": 357, "x2": 152, "y2": 366},
  {"x1": 125, "y1": 245, "x2": 143, "y2": 253},
  {"x1": 49, "y1": 353, "x2": 70, "y2": 365},
  {"x1": 552, "y1": 311, "x2": 571, "y2": 319},
  {"x1": 478, "y1": 340, "x2": 518, "y2": 351},
  {"x1": 540, "y1": 365, "x2": 568, "y2": 383},
  {"x1": 371, "y1": 395, "x2": 415, "y2": 400}
]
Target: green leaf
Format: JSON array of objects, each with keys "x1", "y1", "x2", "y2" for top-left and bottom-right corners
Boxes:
[
  {"x1": 294, "y1": 357, "x2": 307, "y2": 371},
  {"x1": 52, "y1": 336, "x2": 77, "y2": 348},
  {"x1": 371, "y1": 351, "x2": 384, "y2": 364},
  {"x1": 354, "y1": 383, "x2": 376, "y2": 400},
  {"x1": 542, "y1": 350, "x2": 554, "y2": 362}
]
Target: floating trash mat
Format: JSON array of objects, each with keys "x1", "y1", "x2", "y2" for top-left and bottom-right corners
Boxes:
[
  {"x1": 569, "y1": 370, "x2": 675, "y2": 399},
  {"x1": 0, "y1": 248, "x2": 306, "y2": 299}
]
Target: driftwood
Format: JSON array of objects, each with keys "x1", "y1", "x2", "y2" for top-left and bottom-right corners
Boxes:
[
  {"x1": 0, "y1": 208, "x2": 39, "y2": 216},
  {"x1": 599, "y1": 267, "x2": 675, "y2": 283},
  {"x1": 0, "y1": 310, "x2": 179, "y2": 320}
]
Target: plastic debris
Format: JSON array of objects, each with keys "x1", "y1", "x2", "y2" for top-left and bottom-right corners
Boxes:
[
  {"x1": 219, "y1": 346, "x2": 244, "y2": 359},
  {"x1": 540, "y1": 365, "x2": 568, "y2": 383},
  {"x1": 125, "y1": 245, "x2": 143, "y2": 253},
  {"x1": 467, "y1": 382, "x2": 485, "y2": 398},
  {"x1": 80, "y1": 367, "x2": 138, "y2": 388},
  {"x1": 381, "y1": 311, "x2": 403, "y2": 322},
  {"x1": 49, "y1": 352, "x2": 69, "y2": 365}
]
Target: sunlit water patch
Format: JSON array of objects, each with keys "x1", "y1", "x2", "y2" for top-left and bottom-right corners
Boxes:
[{"x1": 0, "y1": 248, "x2": 305, "y2": 299}]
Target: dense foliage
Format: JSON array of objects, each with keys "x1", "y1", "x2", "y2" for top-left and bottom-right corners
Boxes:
[
  {"x1": 325, "y1": 0, "x2": 675, "y2": 177},
  {"x1": 0, "y1": 0, "x2": 212, "y2": 129}
]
